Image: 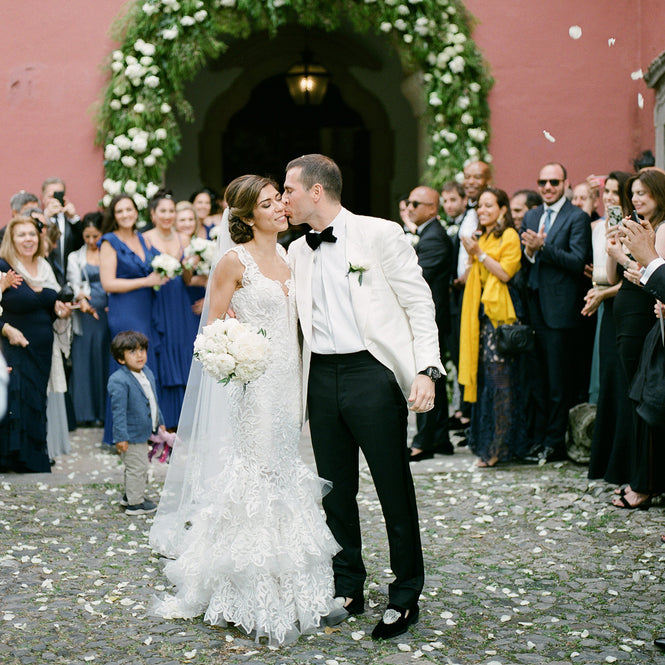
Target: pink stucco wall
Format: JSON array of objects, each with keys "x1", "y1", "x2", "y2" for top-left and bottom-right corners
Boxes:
[{"x1": 0, "y1": 1, "x2": 662, "y2": 217}]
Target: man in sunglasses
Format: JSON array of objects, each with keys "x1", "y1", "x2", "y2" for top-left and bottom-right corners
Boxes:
[
  {"x1": 405, "y1": 186, "x2": 454, "y2": 462},
  {"x1": 520, "y1": 162, "x2": 591, "y2": 464}
]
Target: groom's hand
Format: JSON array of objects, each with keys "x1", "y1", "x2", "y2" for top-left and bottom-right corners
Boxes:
[{"x1": 407, "y1": 375, "x2": 436, "y2": 412}]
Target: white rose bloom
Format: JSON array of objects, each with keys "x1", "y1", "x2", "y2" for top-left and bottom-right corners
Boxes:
[
  {"x1": 133, "y1": 103, "x2": 146, "y2": 113},
  {"x1": 194, "y1": 9, "x2": 208, "y2": 21},
  {"x1": 155, "y1": 128, "x2": 168, "y2": 140},
  {"x1": 140, "y1": 56, "x2": 153, "y2": 66},
  {"x1": 449, "y1": 55, "x2": 465, "y2": 73},
  {"x1": 102, "y1": 194, "x2": 112, "y2": 207},
  {"x1": 138, "y1": 41, "x2": 156, "y2": 56},
  {"x1": 449, "y1": 23, "x2": 459, "y2": 34},
  {"x1": 180, "y1": 16, "x2": 195, "y2": 26},
  {"x1": 109, "y1": 99, "x2": 122, "y2": 111},
  {"x1": 429, "y1": 92, "x2": 442, "y2": 106},
  {"x1": 111, "y1": 61, "x2": 123, "y2": 73},
  {"x1": 132, "y1": 135, "x2": 148, "y2": 153},
  {"x1": 394, "y1": 18, "x2": 407, "y2": 31},
  {"x1": 145, "y1": 75, "x2": 160, "y2": 88},
  {"x1": 469, "y1": 82, "x2": 481, "y2": 93},
  {"x1": 195, "y1": 0, "x2": 204, "y2": 7},
  {"x1": 125, "y1": 55, "x2": 138, "y2": 66},
  {"x1": 124, "y1": 179, "x2": 138, "y2": 195},
  {"x1": 397, "y1": 4, "x2": 409, "y2": 15},
  {"x1": 146, "y1": 182, "x2": 160, "y2": 199},
  {"x1": 423, "y1": 73, "x2": 432, "y2": 82},
  {"x1": 458, "y1": 96, "x2": 470, "y2": 110},
  {"x1": 427, "y1": 156, "x2": 437, "y2": 167},
  {"x1": 162, "y1": 27, "x2": 179, "y2": 40},
  {"x1": 426, "y1": 53, "x2": 436, "y2": 66},
  {"x1": 128, "y1": 127, "x2": 139, "y2": 138},
  {"x1": 439, "y1": 148, "x2": 450, "y2": 157},
  {"x1": 454, "y1": 32, "x2": 467, "y2": 45},
  {"x1": 151, "y1": 147, "x2": 164, "y2": 157},
  {"x1": 442, "y1": 73, "x2": 453, "y2": 85},
  {"x1": 160, "y1": 103, "x2": 171, "y2": 114},
  {"x1": 112, "y1": 50, "x2": 124, "y2": 62},
  {"x1": 454, "y1": 43, "x2": 464, "y2": 54},
  {"x1": 113, "y1": 135, "x2": 132, "y2": 150},
  {"x1": 380, "y1": 22, "x2": 392, "y2": 33},
  {"x1": 403, "y1": 34, "x2": 413, "y2": 43},
  {"x1": 103, "y1": 178, "x2": 122, "y2": 195},
  {"x1": 385, "y1": 0, "x2": 397, "y2": 4},
  {"x1": 435, "y1": 113, "x2": 444, "y2": 123},
  {"x1": 461, "y1": 112, "x2": 473, "y2": 125},
  {"x1": 121, "y1": 155, "x2": 137, "y2": 167},
  {"x1": 142, "y1": 3, "x2": 159, "y2": 15},
  {"x1": 120, "y1": 94, "x2": 132, "y2": 106},
  {"x1": 125, "y1": 63, "x2": 144, "y2": 81},
  {"x1": 104, "y1": 144, "x2": 121, "y2": 161},
  {"x1": 144, "y1": 154, "x2": 157, "y2": 167},
  {"x1": 134, "y1": 194, "x2": 148, "y2": 210},
  {"x1": 445, "y1": 132, "x2": 457, "y2": 144},
  {"x1": 219, "y1": 0, "x2": 236, "y2": 6}
]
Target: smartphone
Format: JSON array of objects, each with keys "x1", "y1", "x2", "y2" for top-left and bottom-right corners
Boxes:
[
  {"x1": 53, "y1": 191, "x2": 65, "y2": 206},
  {"x1": 631, "y1": 209, "x2": 642, "y2": 224},
  {"x1": 606, "y1": 206, "x2": 623, "y2": 227}
]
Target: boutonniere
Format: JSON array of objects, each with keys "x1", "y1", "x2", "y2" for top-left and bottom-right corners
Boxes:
[
  {"x1": 347, "y1": 262, "x2": 369, "y2": 286},
  {"x1": 406, "y1": 232, "x2": 420, "y2": 247}
]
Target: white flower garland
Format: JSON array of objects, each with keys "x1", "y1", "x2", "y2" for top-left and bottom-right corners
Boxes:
[{"x1": 98, "y1": 0, "x2": 492, "y2": 207}]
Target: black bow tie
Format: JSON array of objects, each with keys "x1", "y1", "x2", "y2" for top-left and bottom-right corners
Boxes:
[{"x1": 305, "y1": 226, "x2": 337, "y2": 250}]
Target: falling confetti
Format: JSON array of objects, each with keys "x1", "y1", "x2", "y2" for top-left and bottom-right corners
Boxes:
[
  {"x1": 638, "y1": 93, "x2": 644, "y2": 108},
  {"x1": 543, "y1": 130, "x2": 556, "y2": 143},
  {"x1": 568, "y1": 25, "x2": 582, "y2": 40},
  {"x1": 608, "y1": 37, "x2": 616, "y2": 46},
  {"x1": 631, "y1": 69, "x2": 644, "y2": 80}
]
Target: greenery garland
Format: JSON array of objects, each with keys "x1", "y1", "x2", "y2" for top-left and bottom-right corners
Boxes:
[{"x1": 97, "y1": 0, "x2": 493, "y2": 208}]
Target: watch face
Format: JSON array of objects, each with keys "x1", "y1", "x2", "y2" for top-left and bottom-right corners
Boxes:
[{"x1": 428, "y1": 367, "x2": 441, "y2": 381}]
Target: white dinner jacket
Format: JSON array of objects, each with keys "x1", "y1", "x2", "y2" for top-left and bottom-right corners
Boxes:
[{"x1": 288, "y1": 207, "x2": 443, "y2": 418}]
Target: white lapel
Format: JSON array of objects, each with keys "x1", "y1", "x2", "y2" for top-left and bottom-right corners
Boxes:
[
  {"x1": 293, "y1": 240, "x2": 314, "y2": 346},
  {"x1": 344, "y1": 214, "x2": 371, "y2": 337}
]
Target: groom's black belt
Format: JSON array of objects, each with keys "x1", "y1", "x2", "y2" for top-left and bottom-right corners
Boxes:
[{"x1": 311, "y1": 351, "x2": 375, "y2": 364}]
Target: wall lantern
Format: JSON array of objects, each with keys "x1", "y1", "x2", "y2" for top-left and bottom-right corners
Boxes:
[{"x1": 285, "y1": 48, "x2": 330, "y2": 106}]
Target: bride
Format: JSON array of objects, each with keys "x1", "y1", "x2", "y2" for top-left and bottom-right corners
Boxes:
[{"x1": 149, "y1": 175, "x2": 344, "y2": 644}]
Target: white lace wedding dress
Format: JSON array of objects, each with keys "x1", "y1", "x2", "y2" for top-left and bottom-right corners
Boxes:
[{"x1": 151, "y1": 245, "x2": 343, "y2": 644}]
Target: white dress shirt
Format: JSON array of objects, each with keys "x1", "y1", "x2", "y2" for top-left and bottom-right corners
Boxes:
[
  {"x1": 641, "y1": 256, "x2": 665, "y2": 285},
  {"x1": 132, "y1": 370, "x2": 159, "y2": 431},
  {"x1": 456, "y1": 207, "x2": 479, "y2": 279},
  {"x1": 310, "y1": 212, "x2": 366, "y2": 354},
  {"x1": 525, "y1": 195, "x2": 567, "y2": 263}
]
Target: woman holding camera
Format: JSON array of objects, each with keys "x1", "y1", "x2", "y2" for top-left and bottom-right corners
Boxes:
[
  {"x1": 0, "y1": 217, "x2": 73, "y2": 472},
  {"x1": 458, "y1": 188, "x2": 529, "y2": 467},
  {"x1": 606, "y1": 168, "x2": 665, "y2": 509}
]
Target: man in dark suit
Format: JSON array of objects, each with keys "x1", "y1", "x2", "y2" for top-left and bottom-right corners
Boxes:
[
  {"x1": 520, "y1": 162, "x2": 591, "y2": 462},
  {"x1": 407, "y1": 186, "x2": 454, "y2": 461},
  {"x1": 42, "y1": 177, "x2": 83, "y2": 286}
]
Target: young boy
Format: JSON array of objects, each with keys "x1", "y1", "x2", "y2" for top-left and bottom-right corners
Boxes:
[{"x1": 107, "y1": 331, "x2": 164, "y2": 515}]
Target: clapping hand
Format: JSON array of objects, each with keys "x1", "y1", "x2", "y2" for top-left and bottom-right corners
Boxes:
[{"x1": 0, "y1": 269, "x2": 22, "y2": 292}]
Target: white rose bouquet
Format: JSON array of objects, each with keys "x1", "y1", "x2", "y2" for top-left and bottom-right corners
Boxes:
[
  {"x1": 193, "y1": 318, "x2": 270, "y2": 385},
  {"x1": 183, "y1": 237, "x2": 217, "y2": 275},
  {"x1": 208, "y1": 225, "x2": 220, "y2": 241},
  {"x1": 151, "y1": 253, "x2": 183, "y2": 290}
]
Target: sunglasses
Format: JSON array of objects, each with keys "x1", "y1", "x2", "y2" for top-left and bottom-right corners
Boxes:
[
  {"x1": 406, "y1": 200, "x2": 434, "y2": 208},
  {"x1": 537, "y1": 179, "x2": 563, "y2": 187}
]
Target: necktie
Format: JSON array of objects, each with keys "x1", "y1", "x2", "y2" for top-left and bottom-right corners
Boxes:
[
  {"x1": 306, "y1": 226, "x2": 337, "y2": 250},
  {"x1": 543, "y1": 208, "x2": 553, "y2": 234}
]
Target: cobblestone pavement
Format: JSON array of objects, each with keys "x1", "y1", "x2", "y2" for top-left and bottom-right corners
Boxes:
[{"x1": 2, "y1": 424, "x2": 665, "y2": 665}]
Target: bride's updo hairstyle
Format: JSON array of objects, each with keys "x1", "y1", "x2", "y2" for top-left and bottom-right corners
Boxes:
[{"x1": 226, "y1": 174, "x2": 279, "y2": 244}]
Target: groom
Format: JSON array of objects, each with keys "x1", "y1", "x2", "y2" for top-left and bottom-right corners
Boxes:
[{"x1": 284, "y1": 154, "x2": 444, "y2": 639}]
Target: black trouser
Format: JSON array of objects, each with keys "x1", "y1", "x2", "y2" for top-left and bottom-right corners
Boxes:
[
  {"x1": 308, "y1": 351, "x2": 424, "y2": 609},
  {"x1": 412, "y1": 357, "x2": 450, "y2": 452}
]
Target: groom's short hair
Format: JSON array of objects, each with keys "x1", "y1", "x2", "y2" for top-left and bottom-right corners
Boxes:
[{"x1": 286, "y1": 154, "x2": 342, "y2": 202}]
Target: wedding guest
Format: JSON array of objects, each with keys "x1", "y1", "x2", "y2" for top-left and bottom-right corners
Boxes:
[
  {"x1": 463, "y1": 161, "x2": 492, "y2": 207},
  {"x1": 189, "y1": 187, "x2": 223, "y2": 239},
  {"x1": 572, "y1": 181, "x2": 600, "y2": 222},
  {"x1": 176, "y1": 201, "x2": 207, "y2": 320},
  {"x1": 510, "y1": 190, "x2": 542, "y2": 231},
  {"x1": 459, "y1": 188, "x2": 529, "y2": 466},
  {"x1": 108, "y1": 331, "x2": 164, "y2": 515},
  {"x1": 67, "y1": 213, "x2": 110, "y2": 426},
  {"x1": 521, "y1": 162, "x2": 591, "y2": 463},
  {"x1": 143, "y1": 191, "x2": 198, "y2": 429},
  {"x1": 584, "y1": 171, "x2": 633, "y2": 485},
  {"x1": 99, "y1": 194, "x2": 165, "y2": 445},
  {"x1": 406, "y1": 186, "x2": 454, "y2": 461},
  {"x1": 41, "y1": 177, "x2": 82, "y2": 285},
  {"x1": 0, "y1": 217, "x2": 72, "y2": 472},
  {"x1": 10, "y1": 191, "x2": 39, "y2": 217},
  {"x1": 606, "y1": 169, "x2": 665, "y2": 509}
]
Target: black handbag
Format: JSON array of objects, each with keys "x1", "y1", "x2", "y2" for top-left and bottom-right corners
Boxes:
[{"x1": 496, "y1": 323, "x2": 534, "y2": 355}]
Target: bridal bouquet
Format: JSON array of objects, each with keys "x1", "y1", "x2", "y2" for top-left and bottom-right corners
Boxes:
[
  {"x1": 193, "y1": 318, "x2": 270, "y2": 385},
  {"x1": 151, "y1": 253, "x2": 183, "y2": 290},
  {"x1": 183, "y1": 237, "x2": 216, "y2": 275}
]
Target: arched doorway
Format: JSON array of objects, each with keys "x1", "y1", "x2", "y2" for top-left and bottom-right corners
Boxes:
[
  {"x1": 166, "y1": 26, "x2": 418, "y2": 219},
  {"x1": 221, "y1": 75, "x2": 371, "y2": 214}
]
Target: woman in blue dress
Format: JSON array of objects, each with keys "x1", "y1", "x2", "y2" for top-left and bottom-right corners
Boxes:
[
  {"x1": 66, "y1": 212, "x2": 110, "y2": 426},
  {"x1": 99, "y1": 194, "x2": 166, "y2": 444},
  {"x1": 143, "y1": 191, "x2": 198, "y2": 429}
]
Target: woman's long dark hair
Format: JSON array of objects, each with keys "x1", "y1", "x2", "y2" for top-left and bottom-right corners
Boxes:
[{"x1": 626, "y1": 169, "x2": 665, "y2": 226}]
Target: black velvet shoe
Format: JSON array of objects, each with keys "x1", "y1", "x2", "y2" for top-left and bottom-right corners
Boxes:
[
  {"x1": 409, "y1": 450, "x2": 434, "y2": 462},
  {"x1": 371, "y1": 604, "x2": 419, "y2": 639},
  {"x1": 434, "y1": 443, "x2": 454, "y2": 455},
  {"x1": 654, "y1": 636, "x2": 665, "y2": 651}
]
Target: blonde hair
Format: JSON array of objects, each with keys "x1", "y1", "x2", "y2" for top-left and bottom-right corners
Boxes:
[
  {"x1": 0, "y1": 217, "x2": 46, "y2": 266},
  {"x1": 175, "y1": 200, "x2": 201, "y2": 236}
]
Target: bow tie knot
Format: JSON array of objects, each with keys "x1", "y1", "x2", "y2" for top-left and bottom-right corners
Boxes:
[{"x1": 306, "y1": 226, "x2": 337, "y2": 250}]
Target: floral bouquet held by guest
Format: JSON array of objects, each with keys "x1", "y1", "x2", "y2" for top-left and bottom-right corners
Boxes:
[
  {"x1": 193, "y1": 317, "x2": 270, "y2": 385},
  {"x1": 150, "y1": 253, "x2": 182, "y2": 290},
  {"x1": 182, "y1": 237, "x2": 216, "y2": 276}
]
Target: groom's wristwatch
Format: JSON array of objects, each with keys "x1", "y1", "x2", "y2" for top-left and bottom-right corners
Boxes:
[{"x1": 418, "y1": 366, "x2": 442, "y2": 382}]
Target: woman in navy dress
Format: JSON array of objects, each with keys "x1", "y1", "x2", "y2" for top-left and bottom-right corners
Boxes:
[
  {"x1": 67, "y1": 213, "x2": 110, "y2": 426},
  {"x1": 143, "y1": 191, "x2": 198, "y2": 429},
  {"x1": 0, "y1": 217, "x2": 72, "y2": 472},
  {"x1": 99, "y1": 195, "x2": 166, "y2": 444},
  {"x1": 176, "y1": 201, "x2": 207, "y2": 329}
]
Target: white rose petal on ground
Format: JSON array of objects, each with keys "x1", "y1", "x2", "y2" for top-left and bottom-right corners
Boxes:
[
  {"x1": 568, "y1": 25, "x2": 582, "y2": 39},
  {"x1": 398, "y1": 643, "x2": 412, "y2": 651},
  {"x1": 184, "y1": 649, "x2": 197, "y2": 659}
]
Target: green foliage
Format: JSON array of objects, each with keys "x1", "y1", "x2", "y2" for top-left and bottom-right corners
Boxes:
[{"x1": 97, "y1": 0, "x2": 493, "y2": 207}]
